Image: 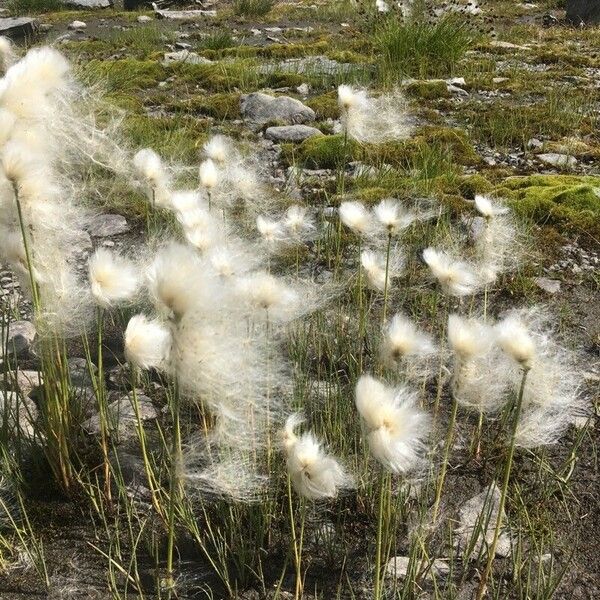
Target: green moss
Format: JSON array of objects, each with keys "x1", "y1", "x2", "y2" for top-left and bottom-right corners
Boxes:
[
  {"x1": 456, "y1": 174, "x2": 494, "y2": 199},
  {"x1": 496, "y1": 175, "x2": 600, "y2": 235},
  {"x1": 404, "y1": 80, "x2": 450, "y2": 100},
  {"x1": 169, "y1": 93, "x2": 241, "y2": 120},
  {"x1": 306, "y1": 92, "x2": 339, "y2": 120},
  {"x1": 293, "y1": 134, "x2": 359, "y2": 169}
]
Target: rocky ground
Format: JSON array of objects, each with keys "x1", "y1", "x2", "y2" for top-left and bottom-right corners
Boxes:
[{"x1": 0, "y1": 0, "x2": 599, "y2": 598}]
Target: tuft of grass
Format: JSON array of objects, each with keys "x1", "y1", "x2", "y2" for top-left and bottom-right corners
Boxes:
[
  {"x1": 233, "y1": 0, "x2": 274, "y2": 17},
  {"x1": 197, "y1": 32, "x2": 238, "y2": 51},
  {"x1": 375, "y1": 14, "x2": 476, "y2": 80},
  {"x1": 108, "y1": 24, "x2": 177, "y2": 58},
  {"x1": 6, "y1": 0, "x2": 63, "y2": 13}
]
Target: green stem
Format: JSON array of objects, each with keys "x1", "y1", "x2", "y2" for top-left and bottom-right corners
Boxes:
[
  {"x1": 431, "y1": 393, "x2": 459, "y2": 524},
  {"x1": 287, "y1": 476, "x2": 302, "y2": 600},
  {"x1": 96, "y1": 307, "x2": 112, "y2": 505},
  {"x1": 374, "y1": 471, "x2": 389, "y2": 600},
  {"x1": 476, "y1": 367, "x2": 529, "y2": 600},
  {"x1": 166, "y1": 379, "x2": 181, "y2": 596},
  {"x1": 382, "y1": 232, "x2": 392, "y2": 326}
]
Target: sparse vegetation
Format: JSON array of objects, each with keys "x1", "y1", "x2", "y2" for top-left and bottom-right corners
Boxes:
[{"x1": 0, "y1": 1, "x2": 599, "y2": 600}]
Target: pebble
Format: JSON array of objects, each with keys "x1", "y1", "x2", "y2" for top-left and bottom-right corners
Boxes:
[{"x1": 68, "y1": 20, "x2": 87, "y2": 29}]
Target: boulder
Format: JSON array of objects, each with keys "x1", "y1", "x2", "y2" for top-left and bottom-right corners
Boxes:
[
  {"x1": 265, "y1": 124, "x2": 322, "y2": 142},
  {"x1": 241, "y1": 92, "x2": 315, "y2": 128},
  {"x1": 0, "y1": 390, "x2": 38, "y2": 440},
  {"x1": 0, "y1": 17, "x2": 38, "y2": 38},
  {"x1": 538, "y1": 153, "x2": 577, "y2": 169},
  {"x1": 566, "y1": 0, "x2": 600, "y2": 25}
]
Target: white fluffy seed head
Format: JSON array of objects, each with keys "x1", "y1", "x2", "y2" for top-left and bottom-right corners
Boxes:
[
  {"x1": 88, "y1": 248, "x2": 139, "y2": 308},
  {"x1": 374, "y1": 198, "x2": 417, "y2": 235},
  {"x1": 422, "y1": 247, "x2": 480, "y2": 297},
  {"x1": 124, "y1": 314, "x2": 172, "y2": 371},
  {"x1": 256, "y1": 215, "x2": 284, "y2": 245},
  {"x1": 381, "y1": 313, "x2": 436, "y2": 364},
  {"x1": 361, "y1": 248, "x2": 403, "y2": 291},
  {"x1": 171, "y1": 190, "x2": 202, "y2": 214},
  {"x1": 337, "y1": 84, "x2": 359, "y2": 111},
  {"x1": 447, "y1": 314, "x2": 491, "y2": 360},
  {"x1": 199, "y1": 158, "x2": 218, "y2": 189},
  {"x1": 283, "y1": 414, "x2": 353, "y2": 500},
  {"x1": 284, "y1": 205, "x2": 314, "y2": 237},
  {"x1": 495, "y1": 315, "x2": 536, "y2": 368},
  {"x1": 339, "y1": 201, "x2": 373, "y2": 236},
  {"x1": 474, "y1": 195, "x2": 509, "y2": 219},
  {"x1": 355, "y1": 374, "x2": 430, "y2": 473},
  {"x1": 203, "y1": 135, "x2": 231, "y2": 165}
]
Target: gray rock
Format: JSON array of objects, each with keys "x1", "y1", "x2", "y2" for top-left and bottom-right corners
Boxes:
[
  {"x1": 534, "y1": 277, "x2": 561, "y2": 294},
  {"x1": 3, "y1": 321, "x2": 36, "y2": 356},
  {"x1": 83, "y1": 392, "x2": 157, "y2": 442},
  {"x1": 162, "y1": 50, "x2": 213, "y2": 66},
  {"x1": 538, "y1": 153, "x2": 577, "y2": 168},
  {"x1": 241, "y1": 92, "x2": 316, "y2": 127},
  {"x1": 265, "y1": 124, "x2": 322, "y2": 142},
  {"x1": 62, "y1": 0, "x2": 112, "y2": 7},
  {"x1": 455, "y1": 483, "x2": 512, "y2": 558},
  {"x1": 0, "y1": 390, "x2": 38, "y2": 439},
  {"x1": 68, "y1": 357, "x2": 96, "y2": 388},
  {"x1": 566, "y1": 0, "x2": 600, "y2": 25},
  {"x1": 137, "y1": 15, "x2": 152, "y2": 23},
  {"x1": 527, "y1": 138, "x2": 543, "y2": 149},
  {"x1": 68, "y1": 20, "x2": 87, "y2": 29},
  {"x1": 258, "y1": 56, "x2": 355, "y2": 76},
  {"x1": 12, "y1": 369, "x2": 43, "y2": 399},
  {"x1": 88, "y1": 214, "x2": 130, "y2": 237},
  {"x1": 385, "y1": 556, "x2": 450, "y2": 580},
  {"x1": 296, "y1": 83, "x2": 310, "y2": 96},
  {"x1": 0, "y1": 17, "x2": 38, "y2": 38}
]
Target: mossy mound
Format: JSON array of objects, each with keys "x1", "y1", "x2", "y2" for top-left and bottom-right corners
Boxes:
[
  {"x1": 291, "y1": 126, "x2": 479, "y2": 170},
  {"x1": 404, "y1": 80, "x2": 450, "y2": 100},
  {"x1": 306, "y1": 92, "x2": 339, "y2": 120},
  {"x1": 496, "y1": 175, "x2": 600, "y2": 235}
]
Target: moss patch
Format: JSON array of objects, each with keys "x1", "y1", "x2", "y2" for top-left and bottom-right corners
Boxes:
[
  {"x1": 496, "y1": 175, "x2": 600, "y2": 235},
  {"x1": 306, "y1": 92, "x2": 339, "y2": 120},
  {"x1": 404, "y1": 80, "x2": 450, "y2": 100}
]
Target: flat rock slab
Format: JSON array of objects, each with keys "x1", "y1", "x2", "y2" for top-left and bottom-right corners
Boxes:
[
  {"x1": 62, "y1": 0, "x2": 112, "y2": 7},
  {"x1": 241, "y1": 92, "x2": 315, "y2": 128},
  {"x1": 162, "y1": 50, "x2": 213, "y2": 66},
  {"x1": 534, "y1": 277, "x2": 561, "y2": 294},
  {"x1": 154, "y1": 7, "x2": 217, "y2": 19},
  {"x1": 265, "y1": 124, "x2": 322, "y2": 142},
  {"x1": 538, "y1": 153, "x2": 577, "y2": 169},
  {"x1": 88, "y1": 214, "x2": 130, "y2": 237},
  {"x1": 0, "y1": 17, "x2": 38, "y2": 38},
  {"x1": 566, "y1": 0, "x2": 600, "y2": 24}
]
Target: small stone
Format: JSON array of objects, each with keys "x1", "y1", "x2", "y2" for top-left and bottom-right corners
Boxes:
[
  {"x1": 538, "y1": 153, "x2": 577, "y2": 169},
  {"x1": 154, "y1": 8, "x2": 216, "y2": 19},
  {"x1": 447, "y1": 76, "x2": 466, "y2": 87},
  {"x1": 137, "y1": 15, "x2": 152, "y2": 22},
  {"x1": 68, "y1": 357, "x2": 96, "y2": 388},
  {"x1": 534, "y1": 277, "x2": 561, "y2": 294},
  {"x1": 62, "y1": 0, "x2": 112, "y2": 7},
  {"x1": 447, "y1": 83, "x2": 468, "y2": 96},
  {"x1": 174, "y1": 41, "x2": 192, "y2": 50},
  {"x1": 88, "y1": 214, "x2": 130, "y2": 237},
  {"x1": 527, "y1": 138, "x2": 543, "y2": 149},
  {"x1": 296, "y1": 83, "x2": 310, "y2": 95},
  {"x1": 385, "y1": 556, "x2": 449, "y2": 580},
  {"x1": 492, "y1": 77, "x2": 509, "y2": 84},
  {"x1": 68, "y1": 20, "x2": 87, "y2": 29},
  {"x1": 161, "y1": 50, "x2": 213, "y2": 66},
  {"x1": 264, "y1": 124, "x2": 322, "y2": 142}
]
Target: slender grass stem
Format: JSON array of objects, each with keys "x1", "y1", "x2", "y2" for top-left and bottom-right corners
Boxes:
[
  {"x1": 374, "y1": 471, "x2": 390, "y2": 600},
  {"x1": 96, "y1": 307, "x2": 112, "y2": 505},
  {"x1": 476, "y1": 367, "x2": 529, "y2": 600},
  {"x1": 165, "y1": 379, "x2": 181, "y2": 596},
  {"x1": 287, "y1": 476, "x2": 303, "y2": 600},
  {"x1": 382, "y1": 232, "x2": 392, "y2": 326}
]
